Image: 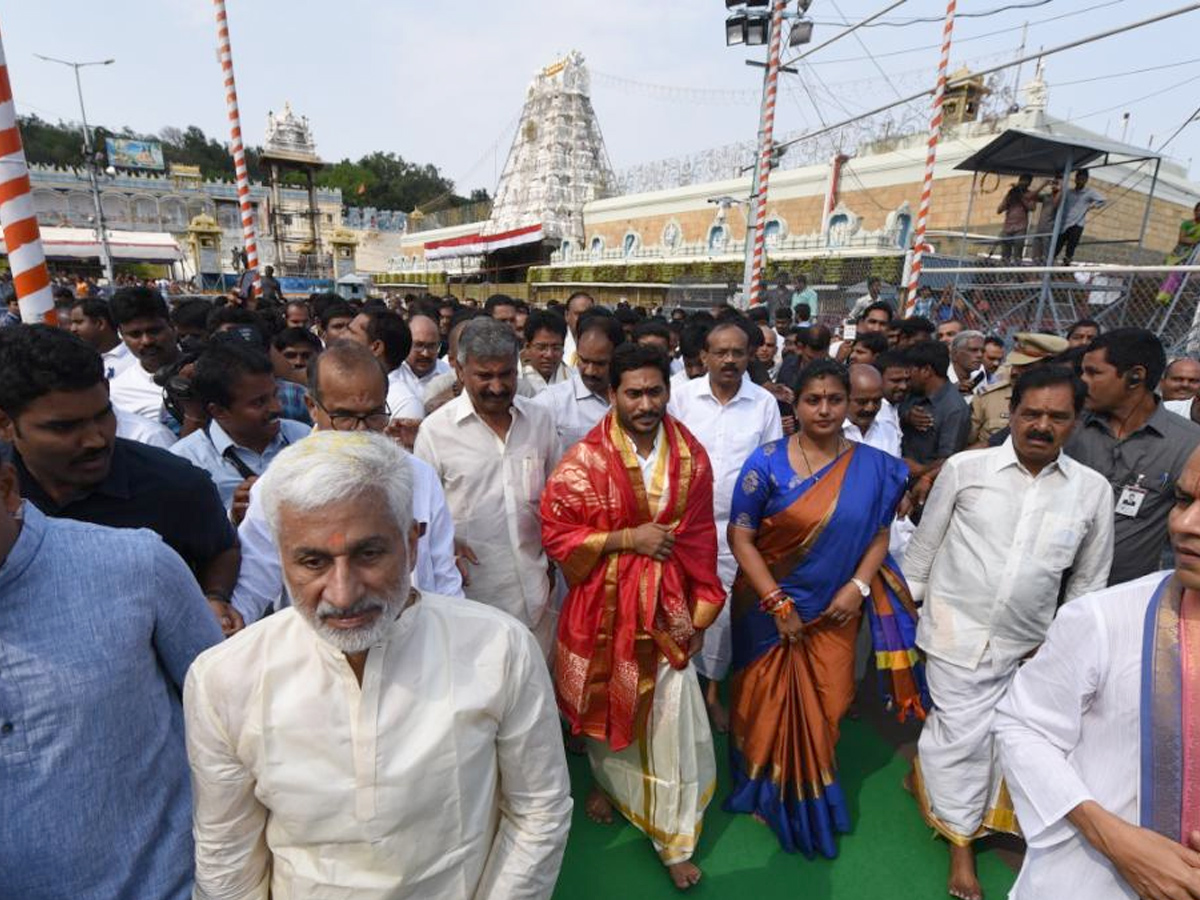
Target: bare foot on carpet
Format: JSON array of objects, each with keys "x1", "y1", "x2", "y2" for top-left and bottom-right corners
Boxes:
[
  {"x1": 565, "y1": 733, "x2": 587, "y2": 756},
  {"x1": 585, "y1": 787, "x2": 614, "y2": 825},
  {"x1": 902, "y1": 769, "x2": 915, "y2": 795},
  {"x1": 667, "y1": 861, "x2": 702, "y2": 890},
  {"x1": 947, "y1": 843, "x2": 983, "y2": 900},
  {"x1": 704, "y1": 681, "x2": 729, "y2": 734}
]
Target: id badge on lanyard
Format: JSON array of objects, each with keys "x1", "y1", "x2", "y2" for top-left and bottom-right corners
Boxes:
[{"x1": 1116, "y1": 474, "x2": 1147, "y2": 518}]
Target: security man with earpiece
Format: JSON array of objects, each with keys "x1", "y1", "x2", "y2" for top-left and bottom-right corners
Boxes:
[{"x1": 1066, "y1": 327, "x2": 1200, "y2": 584}]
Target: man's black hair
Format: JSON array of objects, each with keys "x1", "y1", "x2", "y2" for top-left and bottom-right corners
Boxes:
[
  {"x1": 853, "y1": 332, "x2": 889, "y2": 356},
  {"x1": 192, "y1": 340, "x2": 274, "y2": 410},
  {"x1": 1086, "y1": 327, "x2": 1166, "y2": 390},
  {"x1": 70, "y1": 297, "x2": 116, "y2": 329},
  {"x1": 359, "y1": 310, "x2": 412, "y2": 371},
  {"x1": 796, "y1": 324, "x2": 832, "y2": 354},
  {"x1": 309, "y1": 292, "x2": 344, "y2": 320},
  {"x1": 1066, "y1": 318, "x2": 1101, "y2": 340},
  {"x1": 0, "y1": 325, "x2": 104, "y2": 418},
  {"x1": 678, "y1": 320, "x2": 712, "y2": 360},
  {"x1": 905, "y1": 339, "x2": 951, "y2": 374},
  {"x1": 873, "y1": 350, "x2": 910, "y2": 375},
  {"x1": 317, "y1": 301, "x2": 355, "y2": 330},
  {"x1": 272, "y1": 326, "x2": 322, "y2": 353},
  {"x1": 109, "y1": 285, "x2": 169, "y2": 326},
  {"x1": 609, "y1": 342, "x2": 671, "y2": 392},
  {"x1": 206, "y1": 305, "x2": 266, "y2": 340},
  {"x1": 633, "y1": 319, "x2": 671, "y2": 345},
  {"x1": 523, "y1": 309, "x2": 568, "y2": 344},
  {"x1": 858, "y1": 300, "x2": 894, "y2": 322},
  {"x1": 576, "y1": 311, "x2": 625, "y2": 350},
  {"x1": 483, "y1": 294, "x2": 517, "y2": 316},
  {"x1": 1010, "y1": 364, "x2": 1087, "y2": 414},
  {"x1": 896, "y1": 316, "x2": 936, "y2": 338},
  {"x1": 171, "y1": 298, "x2": 213, "y2": 332},
  {"x1": 795, "y1": 358, "x2": 850, "y2": 394},
  {"x1": 984, "y1": 335, "x2": 1006, "y2": 350}
]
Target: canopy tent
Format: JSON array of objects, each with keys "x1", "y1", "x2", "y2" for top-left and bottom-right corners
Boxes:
[
  {"x1": 950, "y1": 128, "x2": 1163, "y2": 331},
  {"x1": 0, "y1": 226, "x2": 183, "y2": 263},
  {"x1": 954, "y1": 128, "x2": 1160, "y2": 177}
]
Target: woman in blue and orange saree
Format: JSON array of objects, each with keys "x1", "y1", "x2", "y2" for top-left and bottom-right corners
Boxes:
[{"x1": 725, "y1": 359, "x2": 929, "y2": 858}]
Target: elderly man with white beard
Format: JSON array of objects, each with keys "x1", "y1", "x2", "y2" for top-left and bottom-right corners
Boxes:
[{"x1": 183, "y1": 432, "x2": 572, "y2": 900}]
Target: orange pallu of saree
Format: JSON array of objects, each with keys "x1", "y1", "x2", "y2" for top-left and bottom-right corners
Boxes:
[
  {"x1": 540, "y1": 412, "x2": 726, "y2": 752},
  {"x1": 724, "y1": 441, "x2": 929, "y2": 857}
]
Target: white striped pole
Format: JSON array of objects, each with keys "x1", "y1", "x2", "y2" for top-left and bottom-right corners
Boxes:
[
  {"x1": 904, "y1": 0, "x2": 957, "y2": 316},
  {"x1": 744, "y1": 0, "x2": 788, "y2": 309},
  {"x1": 0, "y1": 30, "x2": 53, "y2": 324},
  {"x1": 213, "y1": 0, "x2": 259, "y2": 296}
]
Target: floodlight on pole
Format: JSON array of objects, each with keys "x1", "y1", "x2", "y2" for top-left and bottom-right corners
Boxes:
[
  {"x1": 726, "y1": 13, "x2": 747, "y2": 45},
  {"x1": 788, "y1": 20, "x2": 814, "y2": 46},
  {"x1": 745, "y1": 12, "x2": 771, "y2": 45}
]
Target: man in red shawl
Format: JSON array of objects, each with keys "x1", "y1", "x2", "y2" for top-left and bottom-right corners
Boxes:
[{"x1": 541, "y1": 343, "x2": 725, "y2": 890}]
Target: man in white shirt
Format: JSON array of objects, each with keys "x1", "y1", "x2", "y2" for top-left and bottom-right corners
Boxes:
[
  {"x1": 170, "y1": 341, "x2": 310, "y2": 515},
  {"x1": 520, "y1": 309, "x2": 573, "y2": 393},
  {"x1": 947, "y1": 330, "x2": 987, "y2": 399},
  {"x1": 185, "y1": 431, "x2": 572, "y2": 900},
  {"x1": 231, "y1": 342, "x2": 461, "y2": 624},
  {"x1": 67, "y1": 297, "x2": 135, "y2": 379},
  {"x1": 905, "y1": 366, "x2": 1115, "y2": 900},
  {"x1": 668, "y1": 319, "x2": 783, "y2": 729},
  {"x1": 414, "y1": 317, "x2": 562, "y2": 654},
  {"x1": 533, "y1": 314, "x2": 623, "y2": 449},
  {"x1": 843, "y1": 363, "x2": 901, "y2": 457},
  {"x1": 400, "y1": 311, "x2": 451, "y2": 395},
  {"x1": 562, "y1": 291, "x2": 595, "y2": 367},
  {"x1": 107, "y1": 287, "x2": 182, "y2": 428},
  {"x1": 995, "y1": 445, "x2": 1200, "y2": 900},
  {"x1": 346, "y1": 308, "x2": 424, "y2": 421}
]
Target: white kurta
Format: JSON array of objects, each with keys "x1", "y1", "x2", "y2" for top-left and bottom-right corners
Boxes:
[
  {"x1": 530, "y1": 371, "x2": 609, "y2": 450},
  {"x1": 668, "y1": 374, "x2": 783, "y2": 680},
  {"x1": 414, "y1": 393, "x2": 562, "y2": 636},
  {"x1": 995, "y1": 573, "x2": 1164, "y2": 900},
  {"x1": 184, "y1": 594, "x2": 573, "y2": 900},
  {"x1": 907, "y1": 440, "x2": 1114, "y2": 670}
]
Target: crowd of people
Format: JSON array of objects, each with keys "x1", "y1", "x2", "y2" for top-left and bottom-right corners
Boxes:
[{"x1": 2, "y1": 277, "x2": 1200, "y2": 900}]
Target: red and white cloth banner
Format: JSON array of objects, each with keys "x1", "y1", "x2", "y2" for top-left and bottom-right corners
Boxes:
[
  {"x1": 424, "y1": 222, "x2": 544, "y2": 261},
  {"x1": 214, "y1": 0, "x2": 259, "y2": 294},
  {"x1": 0, "y1": 27, "x2": 53, "y2": 324}
]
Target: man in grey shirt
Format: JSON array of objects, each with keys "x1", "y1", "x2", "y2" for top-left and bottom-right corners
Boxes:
[
  {"x1": 901, "y1": 339, "x2": 971, "y2": 475},
  {"x1": 1067, "y1": 328, "x2": 1200, "y2": 584}
]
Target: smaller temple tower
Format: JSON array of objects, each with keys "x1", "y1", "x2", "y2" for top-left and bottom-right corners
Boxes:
[{"x1": 261, "y1": 102, "x2": 326, "y2": 277}]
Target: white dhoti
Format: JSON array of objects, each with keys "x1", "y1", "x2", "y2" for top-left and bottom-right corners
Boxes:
[
  {"x1": 914, "y1": 651, "x2": 1021, "y2": 843},
  {"x1": 695, "y1": 549, "x2": 735, "y2": 681},
  {"x1": 588, "y1": 660, "x2": 716, "y2": 865}
]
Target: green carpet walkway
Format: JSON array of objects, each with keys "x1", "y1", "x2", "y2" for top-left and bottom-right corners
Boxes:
[{"x1": 553, "y1": 714, "x2": 1018, "y2": 899}]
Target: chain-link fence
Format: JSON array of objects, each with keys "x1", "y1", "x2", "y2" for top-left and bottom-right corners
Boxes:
[{"x1": 911, "y1": 255, "x2": 1200, "y2": 354}]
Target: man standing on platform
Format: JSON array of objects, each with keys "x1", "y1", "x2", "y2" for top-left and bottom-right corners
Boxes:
[
  {"x1": 669, "y1": 320, "x2": 782, "y2": 730},
  {"x1": 542, "y1": 344, "x2": 725, "y2": 891},
  {"x1": 906, "y1": 366, "x2": 1114, "y2": 900}
]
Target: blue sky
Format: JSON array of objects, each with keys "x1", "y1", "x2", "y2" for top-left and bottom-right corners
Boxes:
[{"x1": 5, "y1": 0, "x2": 1198, "y2": 196}]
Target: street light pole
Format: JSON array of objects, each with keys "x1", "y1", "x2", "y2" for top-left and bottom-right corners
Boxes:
[{"x1": 35, "y1": 54, "x2": 115, "y2": 282}]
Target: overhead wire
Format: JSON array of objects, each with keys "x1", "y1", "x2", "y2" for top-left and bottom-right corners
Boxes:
[
  {"x1": 790, "y1": 0, "x2": 1126, "y2": 67},
  {"x1": 772, "y1": 2, "x2": 1200, "y2": 155}
]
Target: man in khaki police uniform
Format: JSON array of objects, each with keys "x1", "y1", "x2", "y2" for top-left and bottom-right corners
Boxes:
[{"x1": 968, "y1": 333, "x2": 1069, "y2": 446}]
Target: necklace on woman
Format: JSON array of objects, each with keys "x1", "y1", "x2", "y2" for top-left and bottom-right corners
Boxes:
[{"x1": 795, "y1": 433, "x2": 845, "y2": 477}]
